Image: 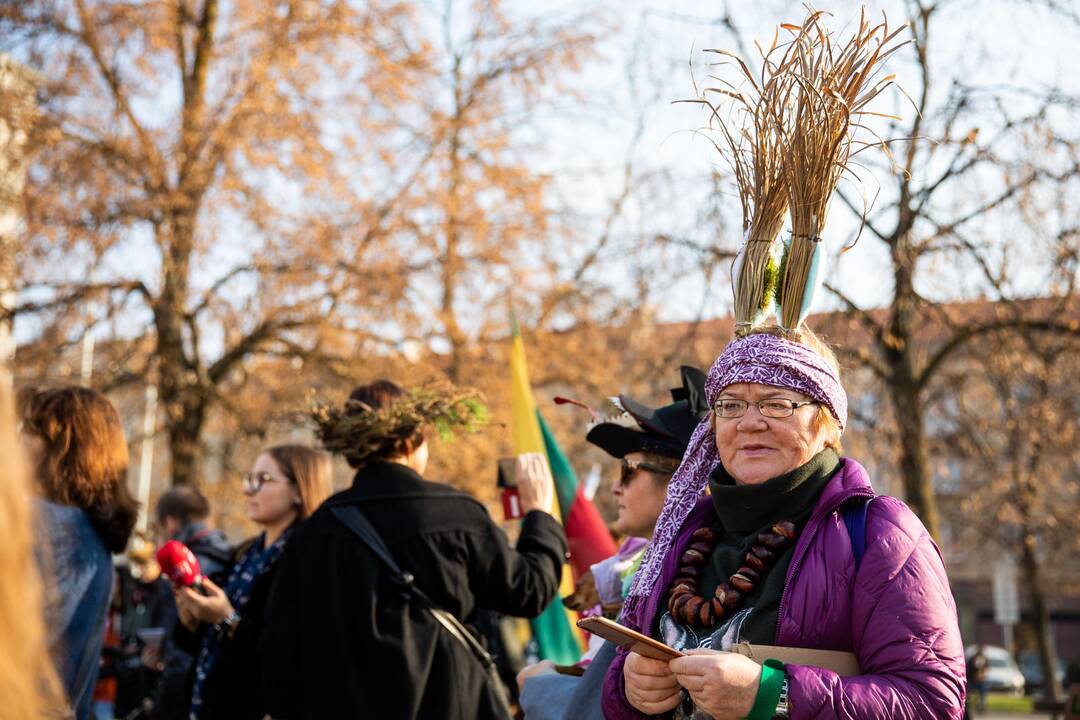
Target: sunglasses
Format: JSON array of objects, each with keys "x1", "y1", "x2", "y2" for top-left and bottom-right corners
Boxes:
[
  {"x1": 242, "y1": 472, "x2": 290, "y2": 494},
  {"x1": 618, "y1": 458, "x2": 677, "y2": 489}
]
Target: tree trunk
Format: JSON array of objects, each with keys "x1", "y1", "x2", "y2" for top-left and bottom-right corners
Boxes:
[
  {"x1": 155, "y1": 213, "x2": 201, "y2": 485},
  {"x1": 888, "y1": 381, "x2": 940, "y2": 540},
  {"x1": 441, "y1": 78, "x2": 466, "y2": 383},
  {"x1": 166, "y1": 399, "x2": 206, "y2": 487},
  {"x1": 885, "y1": 237, "x2": 942, "y2": 540},
  {"x1": 1019, "y1": 511, "x2": 1063, "y2": 701},
  {"x1": 1012, "y1": 364, "x2": 1063, "y2": 701}
]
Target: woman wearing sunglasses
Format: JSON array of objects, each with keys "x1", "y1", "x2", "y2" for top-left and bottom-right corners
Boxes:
[
  {"x1": 517, "y1": 367, "x2": 709, "y2": 720},
  {"x1": 579, "y1": 367, "x2": 709, "y2": 624},
  {"x1": 173, "y1": 445, "x2": 332, "y2": 720}
]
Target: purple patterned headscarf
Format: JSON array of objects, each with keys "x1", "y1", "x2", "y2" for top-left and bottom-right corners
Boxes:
[{"x1": 620, "y1": 332, "x2": 847, "y2": 628}]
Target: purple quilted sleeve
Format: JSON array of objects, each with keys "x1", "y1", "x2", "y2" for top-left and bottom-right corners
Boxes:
[{"x1": 786, "y1": 497, "x2": 966, "y2": 719}]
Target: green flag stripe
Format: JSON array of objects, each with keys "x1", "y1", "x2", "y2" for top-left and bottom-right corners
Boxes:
[
  {"x1": 536, "y1": 410, "x2": 578, "y2": 518},
  {"x1": 529, "y1": 598, "x2": 582, "y2": 664}
]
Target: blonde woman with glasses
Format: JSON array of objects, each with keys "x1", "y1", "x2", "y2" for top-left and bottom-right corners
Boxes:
[{"x1": 173, "y1": 444, "x2": 332, "y2": 720}]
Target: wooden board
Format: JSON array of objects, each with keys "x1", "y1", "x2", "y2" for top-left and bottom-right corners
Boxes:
[
  {"x1": 730, "y1": 642, "x2": 861, "y2": 676},
  {"x1": 576, "y1": 616, "x2": 684, "y2": 661}
]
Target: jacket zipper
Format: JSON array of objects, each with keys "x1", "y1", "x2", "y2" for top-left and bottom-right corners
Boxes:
[{"x1": 773, "y1": 488, "x2": 874, "y2": 644}]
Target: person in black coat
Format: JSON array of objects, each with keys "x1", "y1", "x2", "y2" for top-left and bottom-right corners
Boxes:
[
  {"x1": 152, "y1": 486, "x2": 232, "y2": 720},
  {"x1": 260, "y1": 379, "x2": 568, "y2": 720},
  {"x1": 112, "y1": 547, "x2": 171, "y2": 718},
  {"x1": 172, "y1": 445, "x2": 332, "y2": 720}
]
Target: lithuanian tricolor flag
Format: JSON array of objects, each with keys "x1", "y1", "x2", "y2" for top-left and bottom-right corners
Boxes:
[{"x1": 510, "y1": 321, "x2": 617, "y2": 663}]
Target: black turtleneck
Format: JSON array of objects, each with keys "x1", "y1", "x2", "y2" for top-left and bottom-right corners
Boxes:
[{"x1": 695, "y1": 448, "x2": 840, "y2": 645}]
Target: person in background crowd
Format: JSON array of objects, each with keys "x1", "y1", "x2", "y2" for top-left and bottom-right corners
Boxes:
[
  {"x1": 114, "y1": 535, "x2": 170, "y2": 719},
  {"x1": 20, "y1": 386, "x2": 139, "y2": 720},
  {"x1": 92, "y1": 575, "x2": 123, "y2": 720},
  {"x1": 967, "y1": 645, "x2": 990, "y2": 715},
  {"x1": 151, "y1": 486, "x2": 231, "y2": 720},
  {"x1": 570, "y1": 367, "x2": 708, "y2": 629},
  {"x1": 0, "y1": 380, "x2": 67, "y2": 719},
  {"x1": 155, "y1": 487, "x2": 232, "y2": 580},
  {"x1": 172, "y1": 444, "x2": 332, "y2": 720},
  {"x1": 606, "y1": 327, "x2": 966, "y2": 720},
  {"x1": 517, "y1": 367, "x2": 708, "y2": 720},
  {"x1": 261, "y1": 379, "x2": 567, "y2": 720}
]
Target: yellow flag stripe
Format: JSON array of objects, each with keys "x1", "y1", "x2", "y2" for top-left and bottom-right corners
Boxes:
[{"x1": 509, "y1": 330, "x2": 586, "y2": 654}]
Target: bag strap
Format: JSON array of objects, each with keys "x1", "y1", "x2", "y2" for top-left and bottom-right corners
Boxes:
[
  {"x1": 330, "y1": 505, "x2": 409, "y2": 582},
  {"x1": 329, "y1": 505, "x2": 499, "y2": 669},
  {"x1": 840, "y1": 495, "x2": 874, "y2": 568}
]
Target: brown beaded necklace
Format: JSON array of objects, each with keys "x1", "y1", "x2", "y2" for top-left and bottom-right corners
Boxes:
[{"x1": 666, "y1": 520, "x2": 799, "y2": 628}]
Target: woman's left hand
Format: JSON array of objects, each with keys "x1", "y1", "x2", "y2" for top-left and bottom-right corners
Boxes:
[
  {"x1": 669, "y1": 649, "x2": 762, "y2": 720},
  {"x1": 177, "y1": 577, "x2": 235, "y2": 626}
]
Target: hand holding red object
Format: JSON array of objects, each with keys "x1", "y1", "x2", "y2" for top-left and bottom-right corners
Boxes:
[{"x1": 156, "y1": 540, "x2": 204, "y2": 588}]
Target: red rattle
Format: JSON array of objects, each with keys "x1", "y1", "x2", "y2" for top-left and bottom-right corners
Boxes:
[{"x1": 156, "y1": 540, "x2": 204, "y2": 589}]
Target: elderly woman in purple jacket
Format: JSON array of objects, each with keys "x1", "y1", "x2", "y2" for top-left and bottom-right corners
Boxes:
[{"x1": 603, "y1": 327, "x2": 966, "y2": 720}]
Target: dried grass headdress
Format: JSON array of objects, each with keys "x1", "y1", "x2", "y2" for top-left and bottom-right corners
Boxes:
[
  {"x1": 777, "y1": 9, "x2": 908, "y2": 331},
  {"x1": 693, "y1": 6, "x2": 908, "y2": 335},
  {"x1": 690, "y1": 28, "x2": 796, "y2": 332},
  {"x1": 310, "y1": 384, "x2": 489, "y2": 466}
]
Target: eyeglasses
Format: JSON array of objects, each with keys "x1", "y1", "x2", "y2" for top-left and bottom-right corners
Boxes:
[
  {"x1": 242, "y1": 472, "x2": 289, "y2": 494},
  {"x1": 618, "y1": 458, "x2": 677, "y2": 489},
  {"x1": 713, "y1": 397, "x2": 817, "y2": 419}
]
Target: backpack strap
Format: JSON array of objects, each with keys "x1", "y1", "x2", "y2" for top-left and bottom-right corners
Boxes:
[{"x1": 840, "y1": 495, "x2": 874, "y2": 568}]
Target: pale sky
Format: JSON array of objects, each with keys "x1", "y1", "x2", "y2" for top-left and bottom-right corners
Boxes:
[
  {"x1": 11, "y1": 0, "x2": 1080, "y2": 350},
  {"x1": 532, "y1": 0, "x2": 1080, "y2": 323}
]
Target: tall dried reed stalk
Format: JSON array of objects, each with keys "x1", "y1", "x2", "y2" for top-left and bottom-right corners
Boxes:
[
  {"x1": 691, "y1": 31, "x2": 801, "y2": 334},
  {"x1": 777, "y1": 8, "x2": 909, "y2": 331},
  {"x1": 688, "y1": 7, "x2": 907, "y2": 334}
]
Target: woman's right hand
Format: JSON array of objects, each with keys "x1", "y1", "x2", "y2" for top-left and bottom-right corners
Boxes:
[
  {"x1": 623, "y1": 651, "x2": 683, "y2": 714},
  {"x1": 516, "y1": 452, "x2": 555, "y2": 515}
]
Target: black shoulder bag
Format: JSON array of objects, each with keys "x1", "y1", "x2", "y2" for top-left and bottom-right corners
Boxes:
[{"x1": 330, "y1": 505, "x2": 513, "y2": 719}]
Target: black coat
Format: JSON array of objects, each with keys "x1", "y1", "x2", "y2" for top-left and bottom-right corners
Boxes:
[
  {"x1": 260, "y1": 461, "x2": 568, "y2": 720},
  {"x1": 174, "y1": 537, "x2": 282, "y2": 720}
]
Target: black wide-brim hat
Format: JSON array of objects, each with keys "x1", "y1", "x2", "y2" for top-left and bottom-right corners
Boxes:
[{"x1": 585, "y1": 366, "x2": 708, "y2": 461}]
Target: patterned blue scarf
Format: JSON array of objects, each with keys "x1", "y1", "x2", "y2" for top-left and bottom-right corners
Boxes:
[{"x1": 189, "y1": 529, "x2": 291, "y2": 720}]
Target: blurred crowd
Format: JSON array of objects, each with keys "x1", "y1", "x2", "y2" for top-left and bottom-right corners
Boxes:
[
  {"x1": 0, "y1": 367, "x2": 702, "y2": 719},
  {"x1": 2, "y1": 327, "x2": 975, "y2": 720}
]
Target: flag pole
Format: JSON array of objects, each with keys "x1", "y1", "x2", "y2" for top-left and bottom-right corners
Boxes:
[{"x1": 135, "y1": 383, "x2": 158, "y2": 533}]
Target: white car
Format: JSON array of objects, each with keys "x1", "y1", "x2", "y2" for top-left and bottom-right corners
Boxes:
[{"x1": 966, "y1": 645, "x2": 1026, "y2": 696}]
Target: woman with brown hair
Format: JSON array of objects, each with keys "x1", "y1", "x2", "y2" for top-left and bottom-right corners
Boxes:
[
  {"x1": 20, "y1": 385, "x2": 139, "y2": 720},
  {"x1": 261, "y1": 379, "x2": 567, "y2": 720},
  {"x1": 173, "y1": 444, "x2": 332, "y2": 720}
]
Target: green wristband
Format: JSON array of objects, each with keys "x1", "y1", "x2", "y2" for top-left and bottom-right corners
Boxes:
[{"x1": 744, "y1": 659, "x2": 786, "y2": 720}]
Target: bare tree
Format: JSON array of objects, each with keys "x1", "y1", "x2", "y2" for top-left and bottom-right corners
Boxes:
[
  {"x1": 940, "y1": 328, "x2": 1080, "y2": 701},
  {"x1": 344, "y1": 0, "x2": 605, "y2": 382},
  {"x1": 0, "y1": 54, "x2": 37, "y2": 386},
  {"x1": 817, "y1": 0, "x2": 1080, "y2": 539},
  {"x1": 1, "y1": 0, "x2": 422, "y2": 485}
]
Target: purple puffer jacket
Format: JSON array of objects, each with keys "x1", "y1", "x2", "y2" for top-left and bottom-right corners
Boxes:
[{"x1": 602, "y1": 458, "x2": 966, "y2": 719}]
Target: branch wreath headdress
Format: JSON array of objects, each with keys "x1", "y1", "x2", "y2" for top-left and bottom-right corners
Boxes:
[{"x1": 310, "y1": 384, "x2": 489, "y2": 465}]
